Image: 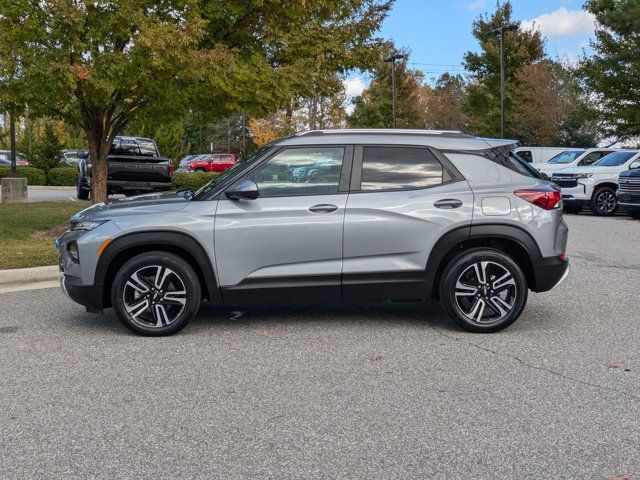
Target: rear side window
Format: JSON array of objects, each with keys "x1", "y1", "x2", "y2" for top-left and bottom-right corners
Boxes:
[
  {"x1": 360, "y1": 146, "x2": 443, "y2": 191},
  {"x1": 517, "y1": 150, "x2": 533, "y2": 163}
]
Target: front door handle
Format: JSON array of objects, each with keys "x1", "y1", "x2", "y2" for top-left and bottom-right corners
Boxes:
[
  {"x1": 309, "y1": 204, "x2": 338, "y2": 214},
  {"x1": 434, "y1": 199, "x2": 463, "y2": 209}
]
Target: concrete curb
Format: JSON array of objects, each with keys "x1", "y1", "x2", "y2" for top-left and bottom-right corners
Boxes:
[
  {"x1": 0, "y1": 265, "x2": 60, "y2": 286},
  {"x1": 0, "y1": 186, "x2": 76, "y2": 191}
]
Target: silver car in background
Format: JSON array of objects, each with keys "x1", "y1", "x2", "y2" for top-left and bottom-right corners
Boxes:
[{"x1": 57, "y1": 129, "x2": 569, "y2": 336}]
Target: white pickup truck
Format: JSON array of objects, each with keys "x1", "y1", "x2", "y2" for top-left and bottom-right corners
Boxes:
[{"x1": 551, "y1": 150, "x2": 640, "y2": 215}]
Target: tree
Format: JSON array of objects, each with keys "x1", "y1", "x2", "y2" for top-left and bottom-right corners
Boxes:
[
  {"x1": 423, "y1": 73, "x2": 467, "y2": 131},
  {"x1": 580, "y1": 0, "x2": 640, "y2": 142},
  {"x1": 33, "y1": 122, "x2": 63, "y2": 173},
  {"x1": 463, "y1": 1, "x2": 546, "y2": 139},
  {"x1": 0, "y1": 0, "x2": 391, "y2": 202},
  {"x1": 515, "y1": 61, "x2": 599, "y2": 147},
  {"x1": 348, "y1": 51, "x2": 426, "y2": 128}
]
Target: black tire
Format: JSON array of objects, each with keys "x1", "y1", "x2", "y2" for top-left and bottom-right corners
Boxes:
[
  {"x1": 77, "y1": 182, "x2": 90, "y2": 200},
  {"x1": 563, "y1": 204, "x2": 581, "y2": 214},
  {"x1": 111, "y1": 251, "x2": 202, "y2": 336},
  {"x1": 194, "y1": 168, "x2": 206, "y2": 172},
  {"x1": 438, "y1": 248, "x2": 528, "y2": 333},
  {"x1": 590, "y1": 187, "x2": 618, "y2": 216}
]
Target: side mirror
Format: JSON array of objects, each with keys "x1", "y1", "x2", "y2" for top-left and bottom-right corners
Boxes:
[
  {"x1": 539, "y1": 172, "x2": 550, "y2": 181},
  {"x1": 629, "y1": 160, "x2": 640, "y2": 170},
  {"x1": 225, "y1": 179, "x2": 259, "y2": 200}
]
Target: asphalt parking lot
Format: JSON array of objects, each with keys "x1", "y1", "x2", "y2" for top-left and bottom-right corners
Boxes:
[{"x1": 1, "y1": 214, "x2": 639, "y2": 479}]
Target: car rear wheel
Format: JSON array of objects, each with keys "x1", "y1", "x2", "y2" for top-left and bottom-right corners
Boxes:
[
  {"x1": 590, "y1": 187, "x2": 617, "y2": 216},
  {"x1": 438, "y1": 248, "x2": 528, "y2": 333},
  {"x1": 111, "y1": 251, "x2": 201, "y2": 336}
]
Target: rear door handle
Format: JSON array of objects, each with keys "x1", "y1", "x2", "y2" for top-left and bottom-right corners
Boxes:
[
  {"x1": 309, "y1": 204, "x2": 338, "y2": 214},
  {"x1": 434, "y1": 199, "x2": 463, "y2": 209}
]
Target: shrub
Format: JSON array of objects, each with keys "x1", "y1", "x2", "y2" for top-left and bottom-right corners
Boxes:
[
  {"x1": 48, "y1": 167, "x2": 79, "y2": 186},
  {"x1": 0, "y1": 166, "x2": 47, "y2": 185},
  {"x1": 173, "y1": 171, "x2": 218, "y2": 190}
]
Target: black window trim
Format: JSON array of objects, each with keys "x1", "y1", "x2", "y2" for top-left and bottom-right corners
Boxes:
[
  {"x1": 349, "y1": 144, "x2": 466, "y2": 194},
  {"x1": 218, "y1": 144, "x2": 355, "y2": 200}
]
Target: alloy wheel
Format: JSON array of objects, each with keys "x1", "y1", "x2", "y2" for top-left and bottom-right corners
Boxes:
[
  {"x1": 596, "y1": 190, "x2": 616, "y2": 214},
  {"x1": 122, "y1": 265, "x2": 188, "y2": 329},
  {"x1": 454, "y1": 261, "x2": 517, "y2": 324}
]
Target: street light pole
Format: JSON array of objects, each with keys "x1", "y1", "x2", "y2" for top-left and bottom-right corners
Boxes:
[
  {"x1": 384, "y1": 54, "x2": 406, "y2": 128},
  {"x1": 9, "y1": 112, "x2": 17, "y2": 176},
  {"x1": 489, "y1": 23, "x2": 519, "y2": 138}
]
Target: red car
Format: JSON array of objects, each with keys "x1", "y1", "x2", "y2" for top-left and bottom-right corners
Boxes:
[
  {"x1": 0, "y1": 151, "x2": 31, "y2": 166},
  {"x1": 186, "y1": 153, "x2": 237, "y2": 173}
]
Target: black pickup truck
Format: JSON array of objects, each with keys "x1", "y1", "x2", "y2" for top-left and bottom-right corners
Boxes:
[
  {"x1": 617, "y1": 158, "x2": 640, "y2": 219},
  {"x1": 77, "y1": 136, "x2": 174, "y2": 199}
]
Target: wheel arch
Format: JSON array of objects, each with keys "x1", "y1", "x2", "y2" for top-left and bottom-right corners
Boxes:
[
  {"x1": 95, "y1": 231, "x2": 221, "y2": 308},
  {"x1": 426, "y1": 224, "x2": 542, "y2": 298},
  {"x1": 593, "y1": 182, "x2": 618, "y2": 192}
]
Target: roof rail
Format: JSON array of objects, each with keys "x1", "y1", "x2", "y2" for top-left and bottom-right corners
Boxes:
[{"x1": 295, "y1": 128, "x2": 470, "y2": 138}]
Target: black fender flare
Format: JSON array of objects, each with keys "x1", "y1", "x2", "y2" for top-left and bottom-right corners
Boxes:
[
  {"x1": 95, "y1": 231, "x2": 221, "y2": 306},
  {"x1": 425, "y1": 223, "x2": 543, "y2": 295}
]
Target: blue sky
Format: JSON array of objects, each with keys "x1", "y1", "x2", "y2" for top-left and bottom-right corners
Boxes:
[{"x1": 344, "y1": 0, "x2": 596, "y2": 97}]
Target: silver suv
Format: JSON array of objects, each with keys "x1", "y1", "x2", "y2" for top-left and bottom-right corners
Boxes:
[{"x1": 58, "y1": 130, "x2": 569, "y2": 336}]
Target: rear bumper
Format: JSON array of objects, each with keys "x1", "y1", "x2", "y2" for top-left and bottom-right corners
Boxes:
[
  {"x1": 61, "y1": 275, "x2": 105, "y2": 313},
  {"x1": 531, "y1": 256, "x2": 570, "y2": 292}
]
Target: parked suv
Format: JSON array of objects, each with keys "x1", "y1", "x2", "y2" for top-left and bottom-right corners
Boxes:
[
  {"x1": 58, "y1": 129, "x2": 569, "y2": 336},
  {"x1": 616, "y1": 157, "x2": 640, "y2": 219},
  {"x1": 552, "y1": 150, "x2": 640, "y2": 215},
  {"x1": 178, "y1": 153, "x2": 237, "y2": 173},
  {"x1": 531, "y1": 148, "x2": 613, "y2": 177}
]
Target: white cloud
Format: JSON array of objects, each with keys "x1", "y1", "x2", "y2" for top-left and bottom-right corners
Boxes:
[
  {"x1": 521, "y1": 7, "x2": 595, "y2": 38},
  {"x1": 343, "y1": 76, "x2": 367, "y2": 98},
  {"x1": 466, "y1": 0, "x2": 487, "y2": 11}
]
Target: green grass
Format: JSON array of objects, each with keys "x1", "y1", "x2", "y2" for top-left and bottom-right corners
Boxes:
[{"x1": 0, "y1": 201, "x2": 90, "y2": 270}]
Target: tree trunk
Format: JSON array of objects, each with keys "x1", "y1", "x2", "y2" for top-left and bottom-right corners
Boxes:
[{"x1": 87, "y1": 130, "x2": 111, "y2": 203}]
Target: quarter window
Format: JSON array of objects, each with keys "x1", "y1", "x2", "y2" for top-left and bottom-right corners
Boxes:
[
  {"x1": 247, "y1": 146, "x2": 345, "y2": 196},
  {"x1": 360, "y1": 146, "x2": 443, "y2": 191},
  {"x1": 517, "y1": 150, "x2": 533, "y2": 163}
]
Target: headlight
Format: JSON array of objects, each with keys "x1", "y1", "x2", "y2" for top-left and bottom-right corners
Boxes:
[
  {"x1": 70, "y1": 220, "x2": 108, "y2": 231},
  {"x1": 574, "y1": 173, "x2": 593, "y2": 179}
]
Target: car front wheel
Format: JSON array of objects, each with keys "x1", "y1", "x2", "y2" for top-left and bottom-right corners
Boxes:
[
  {"x1": 111, "y1": 251, "x2": 202, "y2": 336},
  {"x1": 590, "y1": 187, "x2": 618, "y2": 216},
  {"x1": 438, "y1": 248, "x2": 528, "y2": 333}
]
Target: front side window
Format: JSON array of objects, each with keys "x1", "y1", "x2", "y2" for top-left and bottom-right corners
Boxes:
[
  {"x1": 360, "y1": 146, "x2": 443, "y2": 191},
  {"x1": 579, "y1": 151, "x2": 608, "y2": 166},
  {"x1": 549, "y1": 150, "x2": 584, "y2": 164},
  {"x1": 594, "y1": 151, "x2": 638, "y2": 167},
  {"x1": 247, "y1": 147, "x2": 345, "y2": 196}
]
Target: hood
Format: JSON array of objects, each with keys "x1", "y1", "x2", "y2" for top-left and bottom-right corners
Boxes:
[
  {"x1": 72, "y1": 191, "x2": 190, "y2": 221},
  {"x1": 620, "y1": 168, "x2": 640, "y2": 178},
  {"x1": 551, "y1": 165, "x2": 620, "y2": 176},
  {"x1": 532, "y1": 162, "x2": 571, "y2": 174}
]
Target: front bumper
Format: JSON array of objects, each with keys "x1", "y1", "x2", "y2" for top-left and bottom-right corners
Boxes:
[
  {"x1": 61, "y1": 275, "x2": 105, "y2": 313},
  {"x1": 617, "y1": 191, "x2": 640, "y2": 212},
  {"x1": 531, "y1": 256, "x2": 570, "y2": 292},
  {"x1": 560, "y1": 182, "x2": 591, "y2": 204}
]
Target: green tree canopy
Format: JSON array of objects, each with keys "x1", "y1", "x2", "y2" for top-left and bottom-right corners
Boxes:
[
  {"x1": 347, "y1": 50, "x2": 426, "y2": 128},
  {"x1": 463, "y1": 1, "x2": 546, "y2": 139},
  {"x1": 580, "y1": 0, "x2": 640, "y2": 142},
  {"x1": 0, "y1": 0, "x2": 391, "y2": 201}
]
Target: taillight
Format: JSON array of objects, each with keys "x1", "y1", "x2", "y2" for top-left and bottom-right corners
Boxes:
[
  {"x1": 514, "y1": 185, "x2": 561, "y2": 210},
  {"x1": 168, "y1": 163, "x2": 174, "y2": 177}
]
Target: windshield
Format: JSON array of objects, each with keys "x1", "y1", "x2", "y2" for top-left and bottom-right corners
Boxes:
[
  {"x1": 191, "y1": 146, "x2": 274, "y2": 200},
  {"x1": 549, "y1": 150, "x2": 584, "y2": 164},
  {"x1": 594, "y1": 151, "x2": 638, "y2": 167}
]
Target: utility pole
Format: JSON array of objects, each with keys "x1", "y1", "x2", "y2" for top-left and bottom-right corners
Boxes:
[
  {"x1": 489, "y1": 23, "x2": 519, "y2": 138},
  {"x1": 384, "y1": 53, "x2": 406, "y2": 128}
]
